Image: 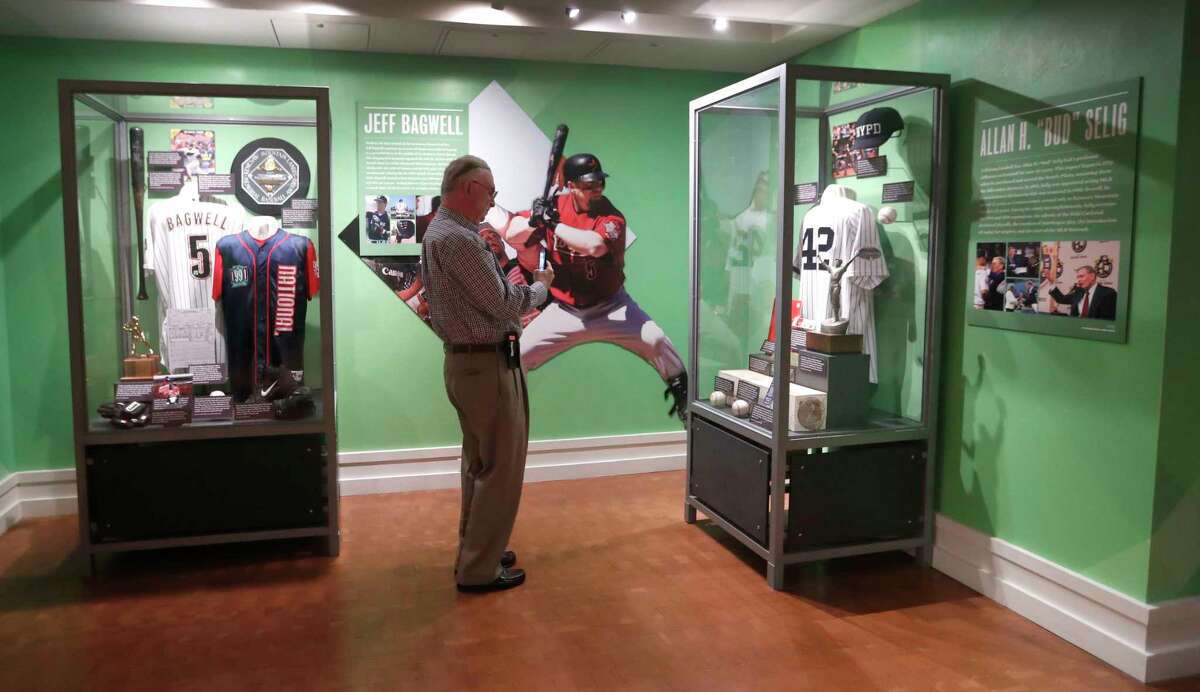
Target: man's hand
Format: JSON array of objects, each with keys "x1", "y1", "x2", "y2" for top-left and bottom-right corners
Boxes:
[{"x1": 533, "y1": 265, "x2": 555, "y2": 288}]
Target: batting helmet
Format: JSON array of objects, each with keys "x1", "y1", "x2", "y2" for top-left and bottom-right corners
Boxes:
[{"x1": 563, "y1": 153, "x2": 609, "y2": 184}]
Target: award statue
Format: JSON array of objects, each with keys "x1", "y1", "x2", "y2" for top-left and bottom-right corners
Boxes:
[
  {"x1": 121, "y1": 316, "x2": 161, "y2": 380},
  {"x1": 817, "y1": 246, "x2": 883, "y2": 335}
]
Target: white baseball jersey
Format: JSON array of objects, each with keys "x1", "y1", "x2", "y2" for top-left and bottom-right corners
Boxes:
[
  {"x1": 144, "y1": 194, "x2": 244, "y2": 370},
  {"x1": 793, "y1": 196, "x2": 888, "y2": 382}
]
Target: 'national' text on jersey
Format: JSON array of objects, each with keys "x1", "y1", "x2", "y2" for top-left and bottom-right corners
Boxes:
[{"x1": 275, "y1": 265, "x2": 297, "y2": 335}]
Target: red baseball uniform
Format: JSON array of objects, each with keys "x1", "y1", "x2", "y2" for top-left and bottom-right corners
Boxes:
[{"x1": 544, "y1": 194, "x2": 626, "y2": 308}]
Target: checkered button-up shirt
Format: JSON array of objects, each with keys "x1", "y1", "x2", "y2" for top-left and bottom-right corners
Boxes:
[{"x1": 421, "y1": 206, "x2": 548, "y2": 344}]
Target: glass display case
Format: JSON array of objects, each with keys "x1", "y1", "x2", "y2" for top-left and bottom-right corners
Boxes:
[
  {"x1": 685, "y1": 65, "x2": 948, "y2": 588},
  {"x1": 58, "y1": 81, "x2": 337, "y2": 565}
]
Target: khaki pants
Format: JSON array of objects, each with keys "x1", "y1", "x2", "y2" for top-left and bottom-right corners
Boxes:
[{"x1": 443, "y1": 350, "x2": 529, "y2": 585}]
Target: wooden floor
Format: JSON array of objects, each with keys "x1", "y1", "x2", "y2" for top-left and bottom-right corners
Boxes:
[{"x1": 0, "y1": 470, "x2": 1196, "y2": 691}]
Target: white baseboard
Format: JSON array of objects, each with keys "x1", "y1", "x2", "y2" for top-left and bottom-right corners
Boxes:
[
  {"x1": 933, "y1": 514, "x2": 1200, "y2": 683},
  {"x1": 0, "y1": 468, "x2": 77, "y2": 536},
  {"x1": 338, "y1": 430, "x2": 686, "y2": 496},
  {"x1": 0, "y1": 471, "x2": 21, "y2": 535}
]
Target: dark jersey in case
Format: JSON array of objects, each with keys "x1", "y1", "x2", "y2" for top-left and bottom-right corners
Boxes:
[{"x1": 213, "y1": 230, "x2": 319, "y2": 401}]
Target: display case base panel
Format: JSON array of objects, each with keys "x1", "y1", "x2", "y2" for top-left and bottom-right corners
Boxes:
[
  {"x1": 86, "y1": 433, "x2": 328, "y2": 544},
  {"x1": 787, "y1": 440, "x2": 925, "y2": 551},
  {"x1": 688, "y1": 417, "x2": 770, "y2": 546}
]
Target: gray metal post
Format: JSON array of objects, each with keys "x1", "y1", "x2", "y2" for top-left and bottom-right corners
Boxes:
[
  {"x1": 767, "y1": 68, "x2": 797, "y2": 590},
  {"x1": 915, "y1": 81, "x2": 949, "y2": 565}
]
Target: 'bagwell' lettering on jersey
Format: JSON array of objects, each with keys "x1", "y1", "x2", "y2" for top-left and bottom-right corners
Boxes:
[
  {"x1": 212, "y1": 229, "x2": 319, "y2": 401},
  {"x1": 794, "y1": 195, "x2": 888, "y2": 383},
  {"x1": 145, "y1": 194, "x2": 245, "y2": 371}
]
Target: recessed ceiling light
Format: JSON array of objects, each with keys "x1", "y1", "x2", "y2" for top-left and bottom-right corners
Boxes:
[
  {"x1": 286, "y1": 2, "x2": 354, "y2": 15},
  {"x1": 136, "y1": 0, "x2": 217, "y2": 7},
  {"x1": 620, "y1": 10, "x2": 637, "y2": 24},
  {"x1": 713, "y1": 17, "x2": 728, "y2": 31},
  {"x1": 565, "y1": 6, "x2": 580, "y2": 19}
]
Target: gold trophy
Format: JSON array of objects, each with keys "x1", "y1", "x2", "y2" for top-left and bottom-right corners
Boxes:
[{"x1": 121, "y1": 316, "x2": 161, "y2": 380}]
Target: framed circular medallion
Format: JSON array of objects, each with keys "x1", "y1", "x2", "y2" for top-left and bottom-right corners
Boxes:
[{"x1": 230, "y1": 137, "x2": 310, "y2": 216}]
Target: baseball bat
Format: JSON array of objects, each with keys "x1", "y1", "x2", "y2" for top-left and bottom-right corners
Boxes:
[
  {"x1": 525, "y1": 123, "x2": 569, "y2": 247},
  {"x1": 130, "y1": 127, "x2": 148, "y2": 300}
]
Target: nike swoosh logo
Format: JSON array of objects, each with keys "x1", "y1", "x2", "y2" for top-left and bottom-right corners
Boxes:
[{"x1": 260, "y1": 381, "x2": 277, "y2": 398}]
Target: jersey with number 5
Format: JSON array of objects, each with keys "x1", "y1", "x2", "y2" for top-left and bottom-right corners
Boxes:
[
  {"x1": 793, "y1": 197, "x2": 888, "y2": 382},
  {"x1": 144, "y1": 196, "x2": 245, "y2": 310}
]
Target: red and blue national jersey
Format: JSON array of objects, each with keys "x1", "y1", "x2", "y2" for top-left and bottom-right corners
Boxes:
[{"x1": 213, "y1": 230, "x2": 319, "y2": 401}]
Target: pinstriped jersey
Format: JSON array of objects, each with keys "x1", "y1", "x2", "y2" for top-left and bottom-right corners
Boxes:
[
  {"x1": 793, "y1": 197, "x2": 888, "y2": 382},
  {"x1": 144, "y1": 195, "x2": 244, "y2": 371},
  {"x1": 145, "y1": 196, "x2": 244, "y2": 309}
]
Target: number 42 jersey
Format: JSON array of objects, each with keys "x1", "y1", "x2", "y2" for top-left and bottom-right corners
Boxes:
[{"x1": 793, "y1": 196, "x2": 888, "y2": 382}]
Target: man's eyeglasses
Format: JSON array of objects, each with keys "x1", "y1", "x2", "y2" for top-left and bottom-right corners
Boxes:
[{"x1": 469, "y1": 178, "x2": 498, "y2": 201}]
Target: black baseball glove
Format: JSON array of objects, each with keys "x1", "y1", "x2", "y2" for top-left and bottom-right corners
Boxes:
[
  {"x1": 98, "y1": 400, "x2": 150, "y2": 429},
  {"x1": 525, "y1": 197, "x2": 560, "y2": 247},
  {"x1": 273, "y1": 387, "x2": 316, "y2": 420}
]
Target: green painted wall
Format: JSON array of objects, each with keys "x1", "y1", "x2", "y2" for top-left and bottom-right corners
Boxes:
[
  {"x1": 797, "y1": 0, "x2": 1189, "y2": 601},
  {"x1": 1147, "y1": 3, "x2": 1200, "y2": 603},
  {"x1": 0, "y1": 37, "x2": 731, "y2": 472}
]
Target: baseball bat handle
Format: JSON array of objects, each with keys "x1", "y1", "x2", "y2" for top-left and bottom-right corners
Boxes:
[{"x1": 526, "y1": 124, "x2": 568, "y2": 248}]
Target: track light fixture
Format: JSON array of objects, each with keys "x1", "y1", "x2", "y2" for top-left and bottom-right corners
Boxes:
[{"x1": 565, "y1": 6, "x2": 580, "y2": 19}]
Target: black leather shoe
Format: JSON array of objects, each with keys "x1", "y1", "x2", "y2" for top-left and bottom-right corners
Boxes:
[
  {"x1": 457, "y1": 567, "x2": 526, "y2": 593},
  {"x1": 501, "y1": 550, "x2": 516, "y2": 569}
]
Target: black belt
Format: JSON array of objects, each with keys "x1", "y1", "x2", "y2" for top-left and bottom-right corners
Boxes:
[{"x1": 444, "y1": 342, "x2": 507, "y2": 354}]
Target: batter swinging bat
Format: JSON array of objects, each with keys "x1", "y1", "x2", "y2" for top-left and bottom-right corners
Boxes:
[
  {"x1": 525, "y1": 123, "x2": 569, "y2": 247},
  {"x1": 130, "y1": 127, "x2": 148, "y2": 300}
]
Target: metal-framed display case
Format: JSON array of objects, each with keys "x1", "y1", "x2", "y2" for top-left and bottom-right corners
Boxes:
[
  {"x1": 57, "y1": 80, "x2": 338, "y2": 569},
  {"x1": 685, "y1": 64, "x2": 948, "y2": 589}
]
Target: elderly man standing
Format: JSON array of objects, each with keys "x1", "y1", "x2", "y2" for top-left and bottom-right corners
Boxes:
[{"x1": 422, "y1": 155, "x2": 554, "y2": 592}]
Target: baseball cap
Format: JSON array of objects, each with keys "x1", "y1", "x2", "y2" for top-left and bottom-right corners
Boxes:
[
  {"x1": 563, "y1": 153, "x2": 609, "y2": 184},
  {"x1": 852, "y1": 107, "x2": 904, "y2": 150},
  {"x1": 374, "y1": 195, "x2": 388, "y2": 203}
]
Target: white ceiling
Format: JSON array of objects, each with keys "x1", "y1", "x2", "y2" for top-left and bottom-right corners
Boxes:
[{"x1": 0, "y1": 0, "x2": 916, "y2": 72}]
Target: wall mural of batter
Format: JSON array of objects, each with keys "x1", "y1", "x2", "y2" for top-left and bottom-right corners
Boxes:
[{"x1": 345, "y1": 82, "x2": 688, "y2": 422}]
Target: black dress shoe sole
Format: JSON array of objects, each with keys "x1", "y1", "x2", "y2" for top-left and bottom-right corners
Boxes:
[
  {"x1": 456, "y1": 580, "x2": 525, "y2": 593},
  {"x1": 456, "y1": 572, "x2": 526, "y2": 593}
]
